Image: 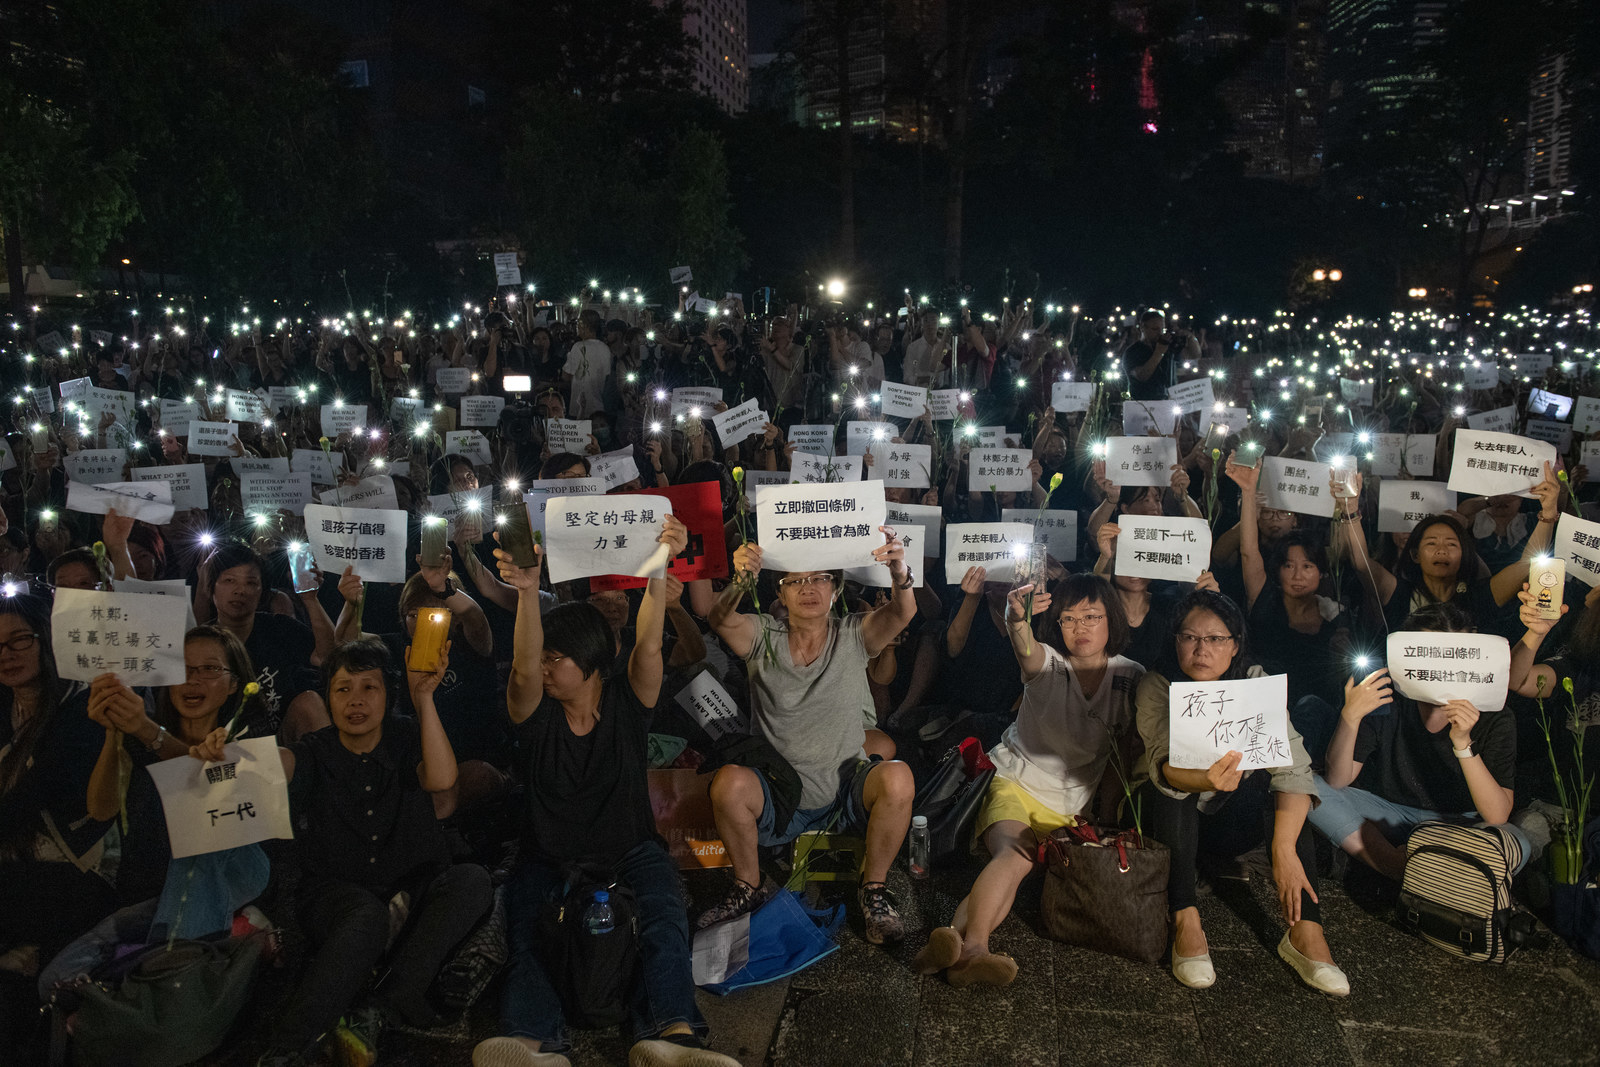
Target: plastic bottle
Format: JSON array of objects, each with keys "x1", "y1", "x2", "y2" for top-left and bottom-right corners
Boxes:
[
  {"x1": 909, "y1": 815, "x2": 930, "y2": 879},
  {"x1": 582, "y1": 890, "x2": 615, "y2": 935}
]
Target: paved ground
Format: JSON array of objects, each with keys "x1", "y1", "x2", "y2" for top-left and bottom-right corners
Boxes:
[{"x1": 206, "y1": 852, "x2": 1600, "y2": 1067}]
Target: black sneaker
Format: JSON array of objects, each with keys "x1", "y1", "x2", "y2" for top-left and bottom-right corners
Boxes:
[
  {"x1": 694, "y1": 875, "x2": 776, "y2": 930},
  {"x1": 857, "y1": 881, "x2": 906, "y2": 945}
]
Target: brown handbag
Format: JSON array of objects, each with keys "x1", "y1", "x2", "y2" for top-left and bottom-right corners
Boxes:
[{"x1": 1037, "y1": 824, "x2": 1170, "y2": 963}]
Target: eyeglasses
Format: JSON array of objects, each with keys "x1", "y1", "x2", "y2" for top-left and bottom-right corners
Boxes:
[
  {"x1": 0, "y1": 633, "x2": 39, "y2": 654},
  {"x1": 778, "y1": 575, "x2": 835, "y2": 589},
  {"x1": 540, "y1": 653, "x2": 568, "y2": 668},
  {"x1": 185, "y1": 664, "x2": 235, "y2": 680},
  {"x1": 1058, "y1": 614, "x2": 1107, "y2": 629},
  {"x1": 1175, "y1": 633, "x2": 1236, "y2": 649}
]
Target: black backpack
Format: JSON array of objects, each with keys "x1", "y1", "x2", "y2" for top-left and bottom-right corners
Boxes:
[{"x1": 536, "y1": 865, "x2": 639, "y2": 1027}]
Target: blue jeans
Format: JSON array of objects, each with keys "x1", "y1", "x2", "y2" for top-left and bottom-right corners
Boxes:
[
  {"x1": 1308, "y1": 775, "x2": 1533, "y2": 873},
  {"x1": 500, "y1": 839, "x2": 705, "y2": 1051}
]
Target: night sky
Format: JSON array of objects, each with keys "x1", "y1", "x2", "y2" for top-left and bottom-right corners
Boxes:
[{"x1": 747, "y1": 0, "x2": 794, "y2": 54}]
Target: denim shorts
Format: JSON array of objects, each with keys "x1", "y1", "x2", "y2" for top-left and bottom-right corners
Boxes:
[{"x1": 755, "y1": 758, "x2": 875, "y2": 847}]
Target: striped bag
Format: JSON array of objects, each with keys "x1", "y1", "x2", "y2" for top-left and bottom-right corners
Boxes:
[{"x1": 1398, "y1": 821, "x2": 1528, "y2": 963}]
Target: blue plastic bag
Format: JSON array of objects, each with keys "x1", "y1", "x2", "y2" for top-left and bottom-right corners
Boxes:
[{"x1": 698, "y1": 889, "x2": 844, "y2": 995}]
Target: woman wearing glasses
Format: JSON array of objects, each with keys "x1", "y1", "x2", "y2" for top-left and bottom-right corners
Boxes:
[
  {"x1": 915, "y1": 573, "x2": 1143, "y2": 987},
  {"x1": 1133, "y1": 590, "x2": 1348, "y2": 995}
]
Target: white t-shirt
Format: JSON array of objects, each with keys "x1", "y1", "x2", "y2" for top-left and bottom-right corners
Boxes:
[
  {"x1": 564, "y1": 339, "x2": 613, "y2": 419},
  {"x1": 989, "y1": 648, "x2": 1144, "y2": 818},
  {"x1": 901, "y1": 336, "x2": 939, "y2": 387}
]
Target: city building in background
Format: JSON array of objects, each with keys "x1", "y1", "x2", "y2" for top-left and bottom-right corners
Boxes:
[
  {"x1": 1324, "y1": 0, "x2": 1454, "y2": 152},
  {"x1": 681, "y1": 0, "x2": 750, "y2": 113},
  {"x1": 1200, "y1": 1, "x2": 1327, "y2": 180}
]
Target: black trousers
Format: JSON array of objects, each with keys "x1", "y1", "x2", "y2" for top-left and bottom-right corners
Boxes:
[{"x1": 270, "y1": 863, "x2": 491, "y2": 1052}]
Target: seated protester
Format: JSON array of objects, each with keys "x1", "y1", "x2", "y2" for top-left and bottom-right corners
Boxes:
[
  {"x1": 919, "y1": 565, "x2": 1026, "y2": 744},
  {"x1": 191, "y1": 637, "x2": 492, "y2": 1067},
  {"x1": 701, "y1": 532, "x2": 918, "y2": 944},
  {"x1": 541, "y1": 451, "x2": 592, "y2": 480},
  {"x1": 1134, "y1": 590, "x2": 1348, "y2": 995},
  {"x1": 1466, "y1": 493, "x2": 1542, "y2": 573},
  {"x1": 915, "y1": 574, "x2": 1143, "y2": 988},
  {"x1": 47, "y1": 547, "x2": 100, "y2": 591},
  {"x1": 0, "y1": 595, "x2": 116, "y2": 1043},
  {"x1": 200, "y1": 540, "x2": 333, "y2": 742},
  {"x1": 1310, "y1": 603, "x2": 1530, "y2": 880},
  {"x1": 1508, "y1": 580, "x2": 1600, "y2": 754},
  {"x1": 1091, "y1": 521, "x2": 1219, "y2": 670},
  {"x1": 474, "y1": 517, "x2": 743, "y2": 1067},
  {"x1": 1335, "y1": 466, "x2": 1561, "y2": 639}
]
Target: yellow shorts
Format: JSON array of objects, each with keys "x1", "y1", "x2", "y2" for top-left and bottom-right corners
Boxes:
[{"x1": 972, "y1": 776, "x2": 1076, "y2": 853}]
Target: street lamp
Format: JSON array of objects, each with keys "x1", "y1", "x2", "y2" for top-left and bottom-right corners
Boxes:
[{"x1": 826, "y1": 278, "x2": 846, "y2": 299}]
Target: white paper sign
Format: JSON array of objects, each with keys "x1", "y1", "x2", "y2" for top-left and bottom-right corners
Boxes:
[
  {"x1": 790, "y1": 452, "x2": 861, "y2": 483},
  {"x1": 145, "y1": 738, "x2": 294, "y2": 859},
  {"x1": 390, "y1": 396, "x2": 423, "y2": 423},
  {"x1": 974, "y1": 426, "x2": 1010, "y2": 449},
  {"x1": 1525, "y1": 419, "x2": 1572, "y2": 452},
  {"x1": 787, "y1": 425, "x2": 833, "y2": 456},
  {"x1": 523, "y1": 477, "x2": 605, "y2": 538},
  {"x1": 427, "y1": 486, "x2": 494, "y2": 540},
  {"x1": 1385, "y1": 632, "x2": 1511, "y2": 712},
  {"x1": 233, "y1": 455, "x2": 289, "y2": 475},
  {"x1": 1115, "y1": 515, "x2": 1211, "y2": 582},
  {"x1": 187, "y1": 421, "x2": 238, "y2": 457},
  {"x1": 1368, "y1": 434, "x2": 1405, "y2": 477},
  {"x1": 1574, "y1": 397, "x2": 1600, "y2": 436},
  {"x1": 1555, "y1": 514, "x2": 1600, "y2": 587},
  {"x1": 887, "y1": 502, "x2": 942, "y2": 557},
  {"x1": 268, "y1": 386, "x2": 299, "y2": 413},
  {"x1": 711, "y1": 398, "x2": 769, "y2": 445},
  {"x1": 544, "y1": 419, "x2": 591, "y2": 454},
  {"x1": 1122, "y1": 400, "x2": 1180, "y2": 437},
  {"x1": 1466, "y1": 406, "x2": 1515, "y2": 434},
  {"x1": 1003, "y1": 508, "x2": 1078, "y2": 562},
  {"x1": 435, "y1": 367, "x2": 471, "y2": 394},
  {"x1": 225, "y1": 389, "x2": 268, "y2": 423},
  {"x1": 844, "y1": 541, "x2": 927, "y2": 588},
  {"x1": 444, "y1": 430, "x2": 492, "y2": 467},
  {"x1": 591, "y1": 447, "x2": 641, "y2": 491},
  {"x1": 754, "y1": 482, "x2": 887, "y2": 573},
  {"x1": 1582, "y1": 441, "x2": 1600, "y2": 482},
  {"x1": 930, "y1": 389, "x2": 961, "y2": 421},
  {"x1": 1339, "y1": 378, "x2": 1375, "y2": 406},
  {"x1": 493, "y1": 251, "x2": 522, "y2": 286},
  {"x1": 846, "y1": 421, "x2": 896, "y2": 456},
  {"x1": 1051, "y1": 381, "x2": 1095, "y2": 414},
  {"x1": 115, "y1": 577, "x2": 198, "y2": 630},
  {"x1": 1377, "y1": 481, "x2": 1457, "y2": 533},
  {"x1": 159, "y1": 400, "x2": 201, "y2": 437},
  {"x1": 1168, "y1": 675, "x2": 1293, "y2": 771},
  {"x1": 670, "y1": 387, "x2": 722, "y2": 418},
  {"x1": 58, "y1": 376, "x2": 90, "y2": 407},
  {"x1": 37, "y1": 330, "x2": 67, "y2": 354},
  {"x1": 669, "y1": 265, "x2": 693, "y2": 286},
  {"x1": 51, "y1": 587, "x2": 188, "y2": 686},
  {"x1": 968, "y1": 448, "x2": 1032, "y2": 493},
  {"x1": 131, "y1": 464, "x2": 208, "y2": 511},
  {"x1": 291, "y1": 448, "x2": 344, "y2": 485},
  {"x1": 66, "y1": 480, "x2": 175, "y2": 525},
  {"x1": 64, "y1": 449, "x2": 128, "y2": 483},
  {"x1": 460, "y1": 395, "x2": 506, "y2": 427},
  {"x1": 675, "y1": 670, "x2": 747, "y2": 742},
  {"x1": 1447, "y1": 429, "x2": 1555, "y2": 499},
  {"x1": 318, "y1": 475, "x2": 398, "y2": 512},
  {"x1": 868, "y1": 442, "x2": 931, "y2": 488},
  {"x1": 1261, "y1": 456, "x2": 1336, "y2": 518},
  {"x1": 943, "y1": 522, "x2": 1035, "y2": 584},
  {"x1": 741, "y1": 469, "x2": 791, "y2": 506},
  {"x1": 82, "y1": 385, "x2": 134, "y2": 428},
  {"x1": 240, "y1": 472, "x2": 314, "y2": 516},
  {"x1": 1167, "y1": 378, "x2": 1215, "y2": 416},
  {"x1": 1404, "y1": 434, "x2": 1437, "y2": 477},
  {"x1": 1463, "y1": 362, "x2": 1499, "y2": 391},
  {"x1": 320, "y1": 404, "x2": 367, "y2": 437},
  {"x1": 880, "y1": 382, "x2": 929, "y2": 420},
  {"x1": 543, "y1": 494, "x2": 674, "y2": 583},
  {"x1": 1106, "y1": 437, "x2": 1177, "y2": 488},
  {"x1": 302, "y1": 504, "x2": 408, "y2": 584}
]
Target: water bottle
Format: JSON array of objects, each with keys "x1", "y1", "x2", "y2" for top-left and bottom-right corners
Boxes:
[
  {"x1": 909, "y1": 815, "x2": 931, "y2": 880},
  {"x1": 582, "y1": 890, "x2": 615, "y2": 934}
]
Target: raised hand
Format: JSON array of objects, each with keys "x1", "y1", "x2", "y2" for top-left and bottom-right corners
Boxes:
[
  {"x1": 1341, "y1": 668, "x2": 1393, "y2": 722},
  {"x1": 189, "y1": 726, "x2": 229, "y2": 763},
  {"x1": 1096, "y1": 522, "x2": 1121, "y2": 560},
  {"x1": 1205, "y1": 750, "x2": 1246, "y2": 792},
  {"x1": 1224, "y1": 450, "x2": 1259, "y2": 492},
  {"x1": 1005, "y1": 583, "x2": 1051, "y2": 622},
  {"x1": 731, "y1": 541, "x2": 763, "y2": 577},
  {"x1": 959, "y1": 565, "x2": 987, "y2": 596},
  {"x1": 492, "y1": 533, "x2": 543, "y2": 590}
]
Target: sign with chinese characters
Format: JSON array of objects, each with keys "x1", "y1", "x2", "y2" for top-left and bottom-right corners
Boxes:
[
  {"x1": 493, "y1": 251, "x2": 521, "y2": 286},
  {"x1": 711, "y1": 398, "x2": 768, "y2": 445},
  {"x1": 887, "y1": 502, "x2": 942, "y2": 557},
  {"x1": 1121, "y1": 400, "x2": 1180, "y2": 437},
  {"x1": 1463, "y1": 362, "x2": 1499, "y2": 391},
  {"x1": 670, "y1": 387, "x2": 722, "y2": 419},
  {"x1": 1166, "y1": 377, "x2": 1215, "y2": 416},
  {"x1": 434, "y1": 367, "x2": 471, "y2": 394},
  {"x1": 187, "y1": 420, "x2": 238, "y2": 457},
  {"x1": 1582, "y1": 441, "x2": 1600, "y2": 482},
  {"x1": 63, "y1": 449, "x2": 128, "y2": 483},
  {"x1": 444, "y1": 430, "x2": 493, "y2": 467},
  {"x1": 301, "y1": 504, "x2": 408, "y2": 584},
  {"x1": 974, "y1": 426, "x2": 1010, "y2": 449},
  {"x1": 589, "y1": 480, "x2": 731, "y2": 591},
  {"x1": 460, "y1": 395, "x2": 506, "y2": 428},
  {"x1": 1447, "y1": 429, "x2": 1555, "y2": 499},
  {"x1": 943, "y1": 522, "x2": 1035, "y2": 584},
  {"x1": 1260, "y1": 456, "x2": 1336, "y2": 518},
  {"x1": 1106, "y1": 436, "x2": 1177, "y2": 488},
  {"x1": 790, "y1": 452, "x2": 862, "y2": 483},
  {"x1": 787, "y1": 425, "x2": 833, "y2": 456},
  {"x1": 844, "y1": 540, "x2": 926, "y2": 588},
  {"x1": 1368, "y1": 434, "x2": 1406, "y2": 477},
  {"x1": 867, "y1": 442, "x2": 931, "y2": 489},
  {"x1": 81, "y1": 385, "x2": 135, "y2": 428},
  {"x1": 1115, "y1": 515, "x2": 1211, "y2": 582},
  {"x1": 1574, "y1": 396, "x2": 1600, "y2": 436},
  {"x1": 1555, "y1": 514, "x2": 1600, "y2": 587},
  {"x1": 543, "y1": 494, "x2": 674, "y2": 583},
  {"x1": 1168, "y1": 674, "x2": 1293, "y2": 771},
  {"x1": 544, "y1": 418, "x2": 591, "y2": 454},
  {"x1": 968, "y1": 448, "x2": 1032, "y2": 493},
  {"x1": 522, "y1": 476, "x2": 605, "y2": 538},
  {"x1": 1377, "y1": 480, "x2": 1457, "y2": 533},
  {"x1": 234, "y1": 455, "x2": 289, "y2": 476},
  {"x1": 1466, "y1": 406, "x2": 1515, "y2": 434},
  {"x1": 317, "y1": 475, "x2": 398, "y2": 512},
  {"x1": 291, "y1": 448, "x2": 344, "y2": 485},
  {"x1": 1404, "y1": 433, "x2": 1437, "y2": 477},
  {"x1": 1003, "y1": 508, "x2": 1078, "y2": 563},
  {"x1": 675, "y1": 670, "x2": 747, "y2": 742},
  {"x1": 880, "y1": 382, "x2": 929, "y2": 420},
  {"x1": 754, "y1": 481, "x2": 887, "y2": 573},
  {"x1": 66, "y1": 480, "x2": 175, "y2": 526},
  {"x1": 1339, "y1": 378, "x2": 1375, "y2": 406},
  {"x1": 240, "y1": 471, "x2": 314, "y2": 516},
  {"x1": 1385, "y1": 631, "x2": 1511, "y2": 712},
  {"x1": 846, "y1": 421, "x2": 896, "y2": 456},
  {"x1": 145, "y1": 738, "x2": 294, "y2": 859},
  {"x1": 51, "y1": 588, "x2": 188, "y2": 686},
  {"x1": 1051, "y1": 381, "x2": 1095, "y2": 413},
  {"x1": 131, "y1": 464, "x2": 208, "y2": 511},
  {"x1": 930, "y1": 389, "x2": 962, "y2": 421},
  {"x1": 591, "y1": 447, "x2": 640, "y2": 491},
  {"x1": 741, "y1": 469, "x2": 790, "y2": 505},
  {"x1": 159, "y1": 400, "x2": 201, "y2": 438}
]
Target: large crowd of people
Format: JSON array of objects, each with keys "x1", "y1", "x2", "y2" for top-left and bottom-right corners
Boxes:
[{"x1": 0, "y1": 287, "x2": 1596, "y2": 1067}]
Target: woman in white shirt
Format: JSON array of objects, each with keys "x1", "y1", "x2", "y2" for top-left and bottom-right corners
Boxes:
[{"x1": 913, "y1": 573, "x2": 1143, "y2": 987}]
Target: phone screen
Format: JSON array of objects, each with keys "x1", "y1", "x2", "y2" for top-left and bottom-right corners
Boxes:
[
  {"x1": 503, "y1": 374, "x2": 532, "y2": 393},
  {"x1": 287, "y1": 544, "x2": 318, "y2": 594}
]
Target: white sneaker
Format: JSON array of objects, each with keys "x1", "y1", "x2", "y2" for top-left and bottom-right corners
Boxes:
[
  {"x1": 472, "y1": 1036, "x2": 572, "y2": 1067},
  {"x1": 628, "y1": 1036, "x2": 742, "y2": 1067},
  {"x1": 1170, "y1": 947, "x2": 1216, "y2": 989},
  {"x1": 1278, "y1": 933, "x2": 1350, "y2": 996}
]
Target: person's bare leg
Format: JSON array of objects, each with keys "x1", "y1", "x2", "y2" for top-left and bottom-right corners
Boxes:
[
  {"x1": 708, "y1": 765, "x2": 766, "y2": 888},
  {"x1": 1172, "y1": 905, "x2": 1207, "y2": 957},
  {"x1": 863, "y1": 728, "x2": 896, "y2": 760},
  {"x1": 1288, "y1": 919, "x2": 1334, "y2": 964},
  {"x1": 889, "y1": 634, "x2": 940, "y2": 729},
  {"x1": 1340, "y1": 822, "x2": 1406, "y2": 881},
  {"x1": 859, "y1": 761, "x2": 915, "y2": 884},
  {"x1": 953, "y1": 822, "x2": 1037, "y2": 960}
]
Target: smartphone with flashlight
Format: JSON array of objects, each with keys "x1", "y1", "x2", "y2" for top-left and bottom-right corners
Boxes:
[
  {"x1": 499, "y1": 505, "x2": 540, "y2": 567},
  {"x1": 29, "y1": 425, "x2": 49, "y2": 452},
  {"x1": 1202, "y1": 420, "x2": 1230, "y2": 454},
  {"x1": 287, "y1": 543, "x2": 319, "y2": 594},
  {"x1": 502, "y1": 374, "x2": 531, "y2": 393},
  {"x1": 407, "y1": 607, "x2": 452, "y2": 673}
]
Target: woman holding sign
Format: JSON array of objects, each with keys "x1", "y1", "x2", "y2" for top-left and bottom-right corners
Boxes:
[{"x1": 1132, "y1": 590, "x2": 1348, "y2": 995}]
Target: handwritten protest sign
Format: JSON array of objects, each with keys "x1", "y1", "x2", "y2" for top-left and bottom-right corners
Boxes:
[
  {"x1": 1463, "y1": 362, "x2": 1499, "y2": 391},
  {"x1": 457, "y1": 394, "x2": 505, "y2": 428},
  {"x1": 318, "y1": 475, "x2": 398, "y2": 511},
  {"x1": 241, "y1": 471, "x2": 314, "y2": 516},
  {"x1": 522, "y1": 476, "x2": 604, "y2": 538},
  {"x1": 390, "y1": 395, "x2": 423, "y2": 423},
  {"x1": 1377, "y1": 480, "x2": 1457, "y2": 533},
  {"x1": 1386, "y1": 632, "x2": 1511, "y2": 711},
  {"x1": 887, "y1": 502, "x2": 943, "y2": 556},
  {"x1": 787, "y1": 424, "x2": 833, "y2": 455},
  {"x1": 968, "y1": 448, "x2": 1032, "y2": 493},
  {"x1": 974, "y1": 426, "x2": 1010, "y2": 449},
  {"x1": 1404, "y1": 433, "x2": 1437, "y2": 477},
  {"x1": 675, "y1": 670, "x2": 747, "y2": 742},
  {"x1": 444, "y1": 430, "x2": 492, "y2": 466},
  {"x1": 1447, "y1": 428, "x2": 1556, "y2": 499},
  {"x1": 1339, "y1": 378, "x2": 1375, "y2": 406},
  {"x1": 943, "y1": 522, "x2": 1035, "y2": 584},
  {"x1": 1368, "y1": 434, "x2": 1406, "y2": 477},
  {"x1": 1167, "y1": 377, "x2": 1215, "y2": 416},
  {"x1": 51, "y1": 588, "x2": 188, "y2": 686},
  {"x1": 1555, "y1": 514, "x2": 1600, "y2": 587},
  {"x1": 145, "y1": 738, "x2": 294, "y2": 859},
  {"x1": 435, "y1": 367, "x2": 471, "y2": 394},
  {"x1": 226, "y1": 389, "x2": 268, "y2": 423},
  {"x1": 846, "y1": 421, "x2": 896, "y2": 455},
  {"x1": 589, "y1": 480, "x2": 731, "y2": 591},
  {"x1": 755, "y1": 481, "x2": 887, "y2": 573},
  {"x1": 868, "y1": 442, "x2": 931, "y2": 489},
  {"x1": 741, "y1": 470, "x2": 790, "y2": 505},
  {"x1": 58, "y1": 376, "x2": 90, "y2": 408},
  {"x1": 64, "y1": 449, "x2": 128, "y2": 483},
  {"x1": 1261, "y1": 456, "x2": 1336, "y2": 518},
  {"x1": 670, "y1": 387, "x2": 722, "y2": 418},
  {"x1": 1106, "y1": 437, "x2": 1177, "y2": 488},
  {"x1": 291, "y1": 448, "x2": 344, "y2": 485},
  {"x1": 1051, "y1": 381, "x2": 1095, "y2": 413},
  {"x1": 711, "y1": 398, "x2": 768, "y2": 445},
  {"x1": 302, "y1": 504, "x2": 408, "y2": 584},
  {"x1": 1003, "y1": 508, "x2": 1078, "y2": 563},
  {"x1": 66, "y1": 481, "x2": 175, "y2": 525},
  {"x1": 879, "y1": 381, "x2": 929, "y2": 420},
  {"x1": 791, "y1": 452, "x2": 861, "y2": 483},
  {"x1": 1115, "y1": 515, "x2": 1211, "y2": 582},
  {"x1": 82, "y1": 385, "x2": 134, "y2": 428},
  {"x1": 234, "y1": 455, "x2": 289, "y2": 475},
  {"x1": 187, "y1": 421, "x2": 238, "y2": 457},
  {"x1": 1122, "y1": 400, "x2": 1180, "y2": 437},
  {"x1": 591, "y1": 447, "x2": 641, "y2": 491},
  {"x1": 543, "y1": 494, "x2": 674, "y2": 583},
  {"x1": 493, "y1": 251, "x2": 521, "y2": 286},
  {"x1": 1510, "y1": 353, "x2": 1554, "y2": 379},
  {"x1": 930, "y1": 389, "x2": 962, "y2": 421},
  {"x1": 1168, "y1": 675, "x2": 1293, "y2": 771},
  {"x1": 1466, "y1": 406, "x2": 1515, "y2": 434},
  {"x1": 132, "y1": 464, "x2": 208, "y2": 511},
  {"x1": 159, "y1": 399, "x2": 201, "y2": 437},
  {"x1": 318, "y1": 404, "x2": 366, "y2": 437},
  {"x1": 1574, "y1": 396, "x2": 1600, "y2": 436},
  {"x1": 426, "y1": 486, "x2": 492, "y2": 541}
]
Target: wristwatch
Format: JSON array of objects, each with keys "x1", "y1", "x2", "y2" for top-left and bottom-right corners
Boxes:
[
  {"x1": 145, "y1": 724, "x2": 169, "y2": 753},
  {"x1": 440, "y1": 577, "x2": 459, "y2": 599},
  {"x1": 1452, "y1": 744, "x2": 1474, "y2": 759}
]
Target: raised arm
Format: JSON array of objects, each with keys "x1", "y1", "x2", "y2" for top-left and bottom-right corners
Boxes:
[
  {"x1": 707, "y1": 541, "x2": 763, "y2": 659},
  {"x1": 1224, "y1": 453, "x2": 1267, "y2": 610},
  {"x1": 1325, "y1": 668, "x2": 1391, "y2": 789},
  {"x1": 860, "y1": 527, "x2": 915, "y2": 656},
  {"x1": 628, "y1": 515, "x2": 689, "y2": 708},
  {"x1": 1490, "y1": 462, "x2": 1560, "y2": 606},
  {"x1": 1333, "y1": 471, "x2": 1396, "y2": 606},
  {"x1": 1507, "y1": 582, "x2": 1582, "y2": 697},
  {"x1": 494, "y1": 538, "x2": 546, "y2": 723},
  {"x1": 408, "y1": 640, "x2": 460, "y2": 796},
  {"x1": 1003, "y1": 583, "x2": 1050, "y2": 679}
]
